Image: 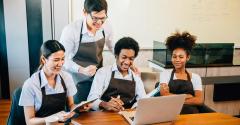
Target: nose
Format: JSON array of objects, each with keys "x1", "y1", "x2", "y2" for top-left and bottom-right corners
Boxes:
[{"x1": 57, "y1": 60, "x2": 64, "y2": 67}]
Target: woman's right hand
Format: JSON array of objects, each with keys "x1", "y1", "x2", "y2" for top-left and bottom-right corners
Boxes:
[
  {"x1": 79, "y1": 65, "x2": 97, "y2": 76},
  {"x1": 160, "y1": 83, "x2": 170, "y2": 96}
]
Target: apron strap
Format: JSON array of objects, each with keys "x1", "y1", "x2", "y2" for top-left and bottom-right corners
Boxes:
[
  {"x1": 79, "y1": 21, "x2": 106, "y2": 43},
  {"x1": 171, "y1": 69, "x2": 191, "y2": 81},
  {"x1": 38, "y1": 72, "x2": 67, "y2": 96}
]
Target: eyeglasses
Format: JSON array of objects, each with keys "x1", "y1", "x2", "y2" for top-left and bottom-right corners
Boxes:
[{"x1": 89, "y1": 13, "x2": 108, "y2": 23}]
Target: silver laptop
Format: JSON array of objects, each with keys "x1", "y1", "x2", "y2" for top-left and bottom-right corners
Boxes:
[{"x1": 120, "y1": 94, "x2": 186, "y2": 125}]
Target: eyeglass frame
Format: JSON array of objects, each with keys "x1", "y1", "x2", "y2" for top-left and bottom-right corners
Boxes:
[{"x1": 89, "y1": 13, "x2": 108, "y2": 23}]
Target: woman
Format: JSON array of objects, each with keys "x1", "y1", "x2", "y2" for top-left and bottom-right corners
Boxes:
[
  {"x1": 19, "y1": 40, "x2": 89, "y2": 125},
  {"x1": 159, "y1": 31, "x2": 203, "y2": 114}
]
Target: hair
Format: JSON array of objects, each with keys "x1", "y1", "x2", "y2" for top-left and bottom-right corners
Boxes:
[
  {"x1": 84, "y1": 0, "x2": 108, "y2": 14},
  {"x1": 165, "y1": 31, "x2": 197, "y2": 55},
  {"x1": 38, "y1": 40, "x2": 65, "y2": 70},
  {"x1": 114, "y1": 37, "x2": 139, "y2": 57}
]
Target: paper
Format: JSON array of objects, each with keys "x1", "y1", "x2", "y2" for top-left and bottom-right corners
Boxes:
[{"x1": 70, "y1": 98, "x2": 97, "y2": 113}]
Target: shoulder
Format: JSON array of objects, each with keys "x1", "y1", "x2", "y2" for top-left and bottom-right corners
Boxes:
[
  {"x1": 191, "y1": 72, "x2": 201, "y2": 81},
  {"x1": 22, "y1": 71, "x2": 40, "y2": 91},
  {"x1": 63, "y1": 19, "x2": 82, "y2": 32},
  {"x1": 96, "y1": 65, "x2": 112, "y2": 74},
  {"x1": 102, "y1": 20, "x2": 113, "y2": 34},
  {"x1": 60, "y1": 70, "x2": 72, "y2": 79},
  {"x1": 160, "y1": 69, "x2": 172, "y2": 77}
]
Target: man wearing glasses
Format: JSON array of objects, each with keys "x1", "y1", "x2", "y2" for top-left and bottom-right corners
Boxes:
[{"x1": 60, "y1": 0, "x2": 113, "y2": 104}]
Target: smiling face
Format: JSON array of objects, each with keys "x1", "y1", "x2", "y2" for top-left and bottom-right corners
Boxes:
[
  {"x1": 171, "y1": 48, "x2": 190, "y2": 70},
  {"x1": 85, "y1": 10, "x2": 107, "y2": 31},
  {"x1": 42, "y1": 50, "x2": 65, "y2": 75},
  {"x1": 116, "y1": 49, "x2": 135, "y2": 73}
]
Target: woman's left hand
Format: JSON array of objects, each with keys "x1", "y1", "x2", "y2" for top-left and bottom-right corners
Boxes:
[{"x1": 56, "y1": 111, "x2": 75, "y2": 122}]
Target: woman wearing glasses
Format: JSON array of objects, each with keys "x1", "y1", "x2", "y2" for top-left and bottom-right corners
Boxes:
[{"x1": 60, "y1": 0, "x2": 113, "y2": 104}]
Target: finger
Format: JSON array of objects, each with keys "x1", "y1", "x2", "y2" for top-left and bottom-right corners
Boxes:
[{"x1": 110, "y1": 97, "x2": 123, "y2": 106}]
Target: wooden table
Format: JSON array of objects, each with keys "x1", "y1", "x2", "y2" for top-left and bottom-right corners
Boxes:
[{"x1": 71, "y1": 111, "x2": 240, "y2": 125}]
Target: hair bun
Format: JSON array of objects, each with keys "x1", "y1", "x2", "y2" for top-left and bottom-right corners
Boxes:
[{"x1": 165, "y1": 31, "x2": 196, "y2": 54}]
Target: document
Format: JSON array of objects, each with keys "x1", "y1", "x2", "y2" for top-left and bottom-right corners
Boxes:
[{"x1": 70, "y1": 98, "x2": 97, "y2": 113}]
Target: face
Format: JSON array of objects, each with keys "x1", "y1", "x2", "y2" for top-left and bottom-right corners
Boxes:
[
  {"x1": 85, "y1": 10, "x2": 107, "y2": 30},
  {"x1": 116, "y1": 49, "x2": 135, "y2": 72},
  {"x1": 171, "y1": 48, "x2": 190, "y2": 69},
  {"x1": 42, "y1": 50, "x2": 65, "y2": 75}
]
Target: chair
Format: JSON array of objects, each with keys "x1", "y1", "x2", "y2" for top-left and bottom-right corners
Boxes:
[
  {"x1": 154, "y1": 82, "x2": 215, "y2": 113},
  {"x1": 7, "y1": 87, "x2": 26, "y2": 125}
]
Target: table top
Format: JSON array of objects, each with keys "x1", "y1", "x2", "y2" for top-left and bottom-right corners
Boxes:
[{"x1": 71, "y1": 111, "x2": 240, "y2": 125}]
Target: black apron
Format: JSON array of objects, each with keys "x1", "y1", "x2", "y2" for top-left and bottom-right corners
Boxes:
[
  {"x1": 101, "y1": 71, "x2": 136, "y2": 109},
  {"x1": 35, "y1": 73, "x2": 67, "y2": 117},
  {"x1": 72, "y1": 21, "x2": 105, "y2": 104},
  {"x1": 168, "y1": 69, "x2": 199, "y2": 114}
]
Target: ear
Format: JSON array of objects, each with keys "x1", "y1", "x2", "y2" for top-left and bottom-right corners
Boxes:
[
  {"x1": 83, "y1": 9, "x2": 87, "y2": 16},
  {"x1": 187, "y1": 55, "x2": 191, "y2": 61},
  {"x1": 41, "y1": 55, "x2": 46, "y2": 64}
]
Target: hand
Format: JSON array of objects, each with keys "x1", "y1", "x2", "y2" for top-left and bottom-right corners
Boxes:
[
  {"x1": 79, "y1": 65, "x2": 97, "y2": 76},
  {"x1": 55, "y1": 111, "x2": 75, "y2": 122},
  {"x1": 130, "y1": 64, "x2": 141, "y2": 76},
  {"x1": 79, "y1": 103, "x2": 92, "y2": 112},
  {"x1": 160, "y1": 83, "x2": 170, "y2": 96},
  {"x1": 100, "y1": 96, "x2": 124, "y2": 112}
]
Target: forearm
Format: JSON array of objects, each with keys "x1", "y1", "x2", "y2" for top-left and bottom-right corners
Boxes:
[
  {"x1": 184, "y1": 96, "x2": 203, "y2": 105},
  {"x1": 27, "y1": 117, "x2": 46, "y2": 125}
]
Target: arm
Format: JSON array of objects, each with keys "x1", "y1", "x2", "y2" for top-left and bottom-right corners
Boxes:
[
  {"x1": 185, "y1": 90, "x2": 203, "y2": 105},
  {"x1": 185, "y1": 74, "x2": 203, "y2": 105},
  {"x1": 135, "y1": 75, "x2": 147, "y2": 99},
  {"x1": 60, "y1": 25, "x2": 81, "y2": 73},
  {"x1": 24, "y1": 106, "x2": 45, "y2": 125},
  {"x1": 87, "y1": 68, "x2": 106, "y2": 110},
  {"x1": 87, "y1": 67, "x2": 123, "y2": 111},
  {"x1": 104, "y1": 21, "x2": 114, "y2": 53}
]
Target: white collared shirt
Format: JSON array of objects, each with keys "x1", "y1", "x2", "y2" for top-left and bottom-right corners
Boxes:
[
  {"x1": 87, "y1": 63, "x2": 147, "y2": 110},
  {"x1": 19, "y1": 70, "x2": 77, "y2": 111},
  {"x1": 60, "y1": 18, "x2": 114, "y2": 73},
  {"x1": 160, "y1": 69, "x2": 203, "y2": 91}
]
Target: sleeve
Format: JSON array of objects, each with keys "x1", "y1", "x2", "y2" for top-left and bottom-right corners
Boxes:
[
  {"x1": 64, "y1": 72, "x2": 77, "y2": 97},
  {"x1": 60, "y1": 25, "x2": 80, "y2": 73},
  {"x1": 87, "y1": 68, "x2": 107, "y2": 110},
  {"x1": 104, "y1": 21, "x2": 114, "y2": 53},
  {"x1": 135, "y1": 75, "x2": 147, "y2": 100},
  {"x1": 18, "y1": 79, "x2": 35, "y2": 106},
  {"x1": 192, "y1": 74, "x2": 203, "y2": 91},
  {"x1": 159, "y1": 70, "x2": 171, "y2": 85}
]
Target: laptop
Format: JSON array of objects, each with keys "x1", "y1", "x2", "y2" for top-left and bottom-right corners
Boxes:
[{"x1": 120, "y1": 94, "x2": 186, "y2": 125}]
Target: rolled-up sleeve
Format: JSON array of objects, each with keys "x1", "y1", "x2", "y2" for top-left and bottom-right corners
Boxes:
[
  {"x1": 64, "y1": 72, "x2": 77, "y2": 97},
  {"x1": 87, "y1": 68, "x2": 107, "y2": 110},
  {"x1": 134, "y1": 75, "x2": 147, "y2": 100},
  {"x1": 60, "y1": 25, "x2": 80, "y2": 73}
]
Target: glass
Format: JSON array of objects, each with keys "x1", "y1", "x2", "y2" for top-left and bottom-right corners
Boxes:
[{"x1": 89, "y1": 13, "x2": 108, "y2": 23}]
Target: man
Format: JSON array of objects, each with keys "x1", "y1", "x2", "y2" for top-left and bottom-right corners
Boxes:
[
  {"x1": 87, "y1": 37, "x2": 146, "y2": 111},
  {"x1": 60, "y1": 0, "x2": 113, "y2": 103}
]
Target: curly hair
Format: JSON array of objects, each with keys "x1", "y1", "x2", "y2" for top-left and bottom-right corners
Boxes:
[
  {"x1": 165, "y1": 31, "x2": 197, "y2": 55},
  {"x1": 114, "y1": 37, "x2": 139, "y2": 57}
]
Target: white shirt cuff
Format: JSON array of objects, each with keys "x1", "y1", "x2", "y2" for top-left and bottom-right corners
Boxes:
[{"x1": 92, "y1": 99, "x2": 102, "y2": 111}]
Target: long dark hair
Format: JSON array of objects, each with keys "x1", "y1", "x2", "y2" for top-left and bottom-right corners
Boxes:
[{"x1": 38, "y1": 40, "x2": 65, "y2": 70}]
